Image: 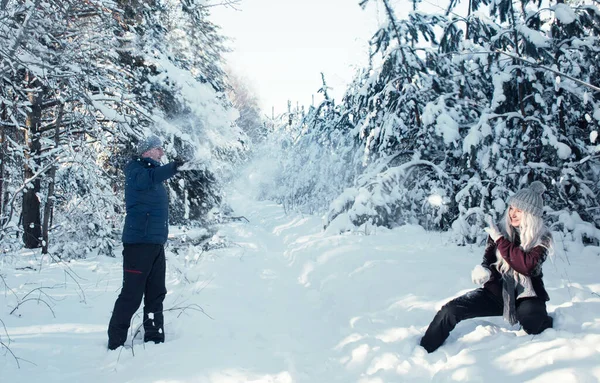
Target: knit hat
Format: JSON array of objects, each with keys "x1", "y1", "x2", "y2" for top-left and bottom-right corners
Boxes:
[
  {"x1": 137, "y1": 135, "x2": 162, "y2": 156},
  {"x1": 507, "y1": 181, "x2": 546, "y2": 217}
]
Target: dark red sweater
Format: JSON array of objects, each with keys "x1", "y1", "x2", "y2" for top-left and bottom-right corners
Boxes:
[{"x1": 481, "y1": 235, "x2": 550, "y2": 301}]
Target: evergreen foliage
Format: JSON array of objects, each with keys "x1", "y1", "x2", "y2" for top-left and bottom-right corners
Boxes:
[
  {"x1": 0, "y1": 0, "x2": 246, "y2": 258},
  {"x1": 261, "y1": 0, "x2": 600, "y2": 246}
]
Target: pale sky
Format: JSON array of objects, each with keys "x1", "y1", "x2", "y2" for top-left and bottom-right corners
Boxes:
[{"x1": 211, "y1": 0, "x2": 385, "y2": 117}]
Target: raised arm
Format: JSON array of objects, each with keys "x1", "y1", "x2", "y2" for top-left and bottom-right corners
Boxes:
[
  {"x1": 481, "y1": 236, "x2": 497, "y2": 269},
  {"x1": 128, "y1": 162, "x2": 178, "y2": 190},
  {"x1": 495, "y1": 237, "x2": 547, "y2": 275}
]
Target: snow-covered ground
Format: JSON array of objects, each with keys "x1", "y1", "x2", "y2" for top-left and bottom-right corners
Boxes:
[{"x1": 1, "y1": 190, "x2": 600, "y2": 382}]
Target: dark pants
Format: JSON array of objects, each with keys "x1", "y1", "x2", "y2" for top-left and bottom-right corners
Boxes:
[
  {"x1": 420, "y1": 288, "x2": 553, "y2": 353},
  {"x1": 108, "y1": 244, "x2": 167, "y2": 349}
]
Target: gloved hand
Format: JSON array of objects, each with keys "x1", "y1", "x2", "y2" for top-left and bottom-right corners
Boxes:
[
  {"x1": 484, "y1": 215, "x2": 503, "y2": 242},
  {"x1": 471, "y1": 264, "x2": 491, "y2": 285},
  {"x1": 173, "y1": 159, "x2": 186, "y2": 172}
]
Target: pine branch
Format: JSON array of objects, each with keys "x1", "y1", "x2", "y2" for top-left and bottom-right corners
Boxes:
[
  {"x1": 452, "y1": 49, "x2": 600, "y2": 93},
  {"x1": 6, "y1": 0, "x2": 42, "y2": 58},
  {"x1": 494, "y1": 49, "x2": 600, "y2": 93}
]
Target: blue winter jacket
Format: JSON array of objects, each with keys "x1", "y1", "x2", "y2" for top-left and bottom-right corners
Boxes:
[{"x1": 121, "y1": 157, "x2": 178, "y2": 245}]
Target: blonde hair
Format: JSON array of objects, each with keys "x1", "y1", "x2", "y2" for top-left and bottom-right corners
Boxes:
[{"x1": 494, "y1": 206, "x2": 554, "y2": 275}]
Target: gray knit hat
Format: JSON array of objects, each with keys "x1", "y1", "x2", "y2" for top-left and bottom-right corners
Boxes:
[
  {"x1": 137, "y1": 135, "x2": 162, "y2": 156},
  {"x1": 507, "y1": 181, "x2": 546, "y2": 217}
]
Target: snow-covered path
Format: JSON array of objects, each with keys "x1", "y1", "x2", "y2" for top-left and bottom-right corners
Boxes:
[
  {"x1": 169, "y1": 198, "x2": 339, "y2": 381},
  {"x1": 2, "y1": 191, "x2": 600, "y2": 382}
]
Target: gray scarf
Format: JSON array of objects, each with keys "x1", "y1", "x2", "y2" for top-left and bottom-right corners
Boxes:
[
  {"x1": 502, "y1": 273, "x2": 518, "y2": 325},
  {"x1": 499, "y1": 228, "x2": 539, "y2": 325}
]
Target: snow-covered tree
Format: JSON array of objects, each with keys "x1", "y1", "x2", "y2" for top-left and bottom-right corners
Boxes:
[
  {"x1": 226, "y1": 70, "x2": 265, "y2": 145},
  {"x1": 0, "y1": 0, "x2": 246, "y2": 257},
  {"x1": 256, "y1": 0, "x2": 600, "y2": 245}
]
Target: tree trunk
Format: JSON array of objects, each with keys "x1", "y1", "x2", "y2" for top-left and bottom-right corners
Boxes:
[
  {"x1": 0, "y1": 102, "x2": 6, "y2": 228},
  {"x1": 42, "y1": 105, "x2": 63, "y2": 254},
  {"x1": 22, "y1": 72, "x2": 43, "y2": 249},
  {"x1": 508, "y1": 1, "x2": 526, "y2": 120}
]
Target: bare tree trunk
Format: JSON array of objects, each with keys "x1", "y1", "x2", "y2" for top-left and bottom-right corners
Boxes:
[
  {"x1": 466, "y1": 0, "x2": 472, "y2": 40},
  {"x1": 42, "y1": 105, "x2": 63, "y2": 254},
  {"x1": 0, "y1": 102, "x2": 6, "y2": 227},
  {"x1": 22, "y1": 72, "x2": 43, "y2": 249},
  {"x1": 508, "y1": 0, "x2": 526, "y2": 120},
  {"x1": 458, "y1": 0, "x2": 473, "y2": 100}
]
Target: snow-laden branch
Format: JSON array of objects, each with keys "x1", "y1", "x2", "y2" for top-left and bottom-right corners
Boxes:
[
  {"x1": 451, "y1": 49, "x2": 600, "y2": 93},
  {"x1": 200, "y1": 0, "x2": 241, "y2": 9},
  {"x1": 493, "y1": 49, "x2": 600, "y2": 93}
]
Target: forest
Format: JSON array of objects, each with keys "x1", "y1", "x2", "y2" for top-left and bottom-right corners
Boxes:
[
  {"x1": 1, "y1": 0, "x2": 600, "y2": 381},
  {"x1": 259, "y1": 0, "x2": 600, "y2": 249},
  {"x1": 1, "y1": 0, "x2": 599, "y2": 257}
]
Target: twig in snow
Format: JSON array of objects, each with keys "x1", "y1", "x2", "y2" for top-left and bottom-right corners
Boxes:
[
  {"x1": 0, "y1": 317, "x2": 12, "y2": 344},
  {"x1": 228, "y1": 215, "x2": 249, "y2": 223},
  {"x1": 194, "y1": 248, "x2": 205, "y2": 265},
  {"x1": 38, "y1": 251, "x2": 87, "y2": 303},
  {"x1": 9, "y1": 297, "x2": 56, "y2": 317},
  {"x1": 0, "y1": 340, "x2": 21, "y2": 368},
  {"x1": 195, "y1": 276, "x2": 214, "y2": 295},
  {"x1": 8, "y1": 285, "x2": 64, "y2": 317},
  {"x1": 168, "y1": 304, "x2": 214, "y2": 320},
  {"x1": 114, "y1": 344, "x2": 133, "y2": 363},
  {"x1": 126, "y1": 303, "x2": 214, "y2": 354},
  {"x1": 0, "y1": 274, "x2": 18, "y2": 300},
  {"x1": 0, "y1": 319, "x2": 37, "y2": 368},
  {"x1": 172, "y1": 265, "x2": 193, "y2": 284}
]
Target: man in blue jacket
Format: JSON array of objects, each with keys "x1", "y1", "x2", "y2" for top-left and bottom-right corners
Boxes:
[{"x1": 108, "y1": 135, "x2": 183, "y2": 350}]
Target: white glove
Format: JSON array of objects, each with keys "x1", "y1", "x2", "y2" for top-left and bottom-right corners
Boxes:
[
  {"x1": 484, "y1": 215, "x2": 503, "y2": 242},
  {"x1": 471, "y1": 264, "x2": 491, "y2": 285}
]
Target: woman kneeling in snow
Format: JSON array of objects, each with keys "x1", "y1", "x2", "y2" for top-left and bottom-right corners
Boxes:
[{"x1": 420, "y1": 181, "x2": 554, "y2": 353}]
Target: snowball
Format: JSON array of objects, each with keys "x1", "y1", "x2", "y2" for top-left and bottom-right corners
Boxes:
[
  {"x1": 471, "y1": 265, "x2": 491, "y2": 285},
  {"x1": 427, "y1": 194, "x2": 444, "y2": 207}
]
